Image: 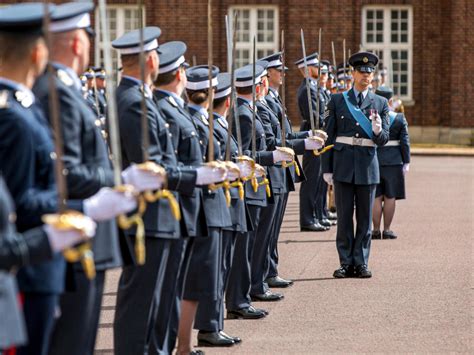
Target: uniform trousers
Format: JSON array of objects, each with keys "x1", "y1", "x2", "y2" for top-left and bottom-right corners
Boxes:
[
  {"x1": 250, "y1": 194, "x2": 281, "y2": 296},
  {"x1": 195, "y1": 230, "x2": 238, "y2": 332},
  {"x1": 299, "y1": 152, "x2": 322, "y2": 226},
  {"x1": 334, "y1": 181, "x2": 376, "y2": 267},
  {"x1": 17, "y1": 293, "x2": 59, "y2": 355},
  {"x1": 226, "y1": 205, "x2": 261, "y2": 311},
  {"x1": 266, "y1": 192, "x2": 288, "y2": 280},
  {"x1": 114, "y1": 237, "x2": 171, "y2": 355},
  {"x1": 49, "y1": 269, "x2": 106, "y2": 355},
  {"x1": 150, "y1": 237, "x2": 194, "y2": 355}
]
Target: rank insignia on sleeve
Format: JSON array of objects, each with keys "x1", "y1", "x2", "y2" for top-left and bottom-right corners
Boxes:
[{"x1": 57, "y1": 69, "x2": 74, "y2": 87}]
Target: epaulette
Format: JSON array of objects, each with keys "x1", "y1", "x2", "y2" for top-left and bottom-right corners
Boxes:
[
  {"x1": 168, "y1": 95, "x2": 178, "y2": 108},
  {"x1": 14, "y1": 90, "x2": 33, "y2": 108},
  {"x1": 0, "y1": 90, "x2": 10, "y2": 109},
  {"x1": 200, "y1": 114, "x2": 209, "y2": 126},
  {"x1": 57, "y1": 69, "x2": 74, "y2": 87}
]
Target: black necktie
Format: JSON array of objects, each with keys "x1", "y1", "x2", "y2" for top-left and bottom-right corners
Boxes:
[{"x1": 358, "y1": 92, "x2": 363, "y2": 107}]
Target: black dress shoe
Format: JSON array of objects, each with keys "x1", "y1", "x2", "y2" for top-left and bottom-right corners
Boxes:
[
  {"x1": 219, "y1": 331, "x2": 242, "y2": 344},
  {"x1": 372, "y1": 230, "x2": 381, "y2": 239},
  {"x1": 355, "y1": 264, "x2": 372, "y2": 278},
  {"x1": 328, "y1": 211, "x2": 337, "y2": 220},
  {"x1": 319, "y1": 219, "x2": 332, "y2": 227},
  {"x1": 251, "y1": 305, "x2": 269, "y2": 315},
  {"x1": 197, "y1": 331, "x2": 234, "y2": 347},
  {"x1": 333, "y1": 265, "x2": 354, "y2": 278},
  {"x1": 265, "y1": 276, "x2": 293, "y2": 288},
  {"x1": 300, "y1": 223, "x2": 328, "y2": 232},
  {"x1": 251, "y1": 290, "x2": 284, "y2": 302},
  {"x1": 383, "y1": 230, "x2": 397, "y2": 239},
  {"x1": 227, "y1": 306, "x2": 266, "y2": 319},
  {"x1": 190, "y1": 350, "x2": 205, "y2": 355}
]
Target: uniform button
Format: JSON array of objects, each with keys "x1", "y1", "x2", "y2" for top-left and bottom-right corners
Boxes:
[
  {"x1": 203, "y1": 155, "x2": 206, "y2": 160},
  {"x1": 355, "y1": 133, "x2": 359, "y2": 138},
  {"x1": 217, "y1": 142, "x2": 221, "y2": 146},
  {"x1": 165, "y1": 123, "x2": 170, "y2": 128},
  {"x1": 62, "y1": 168, "x2": 69, "y2": 176},
  {"x1": 95, "y1": 119, "x2": 101, "y2": 127},
  {"x1": 341, "y1": 115, "x2": 344, "y2": 119},
  {"x1": 50, "y1": 152, "x2": 57, "y2": 160},
  {"x1": 169, "y1": 133, "x2": 172, "y2": 137},
  {"x1": 175, "y1": 150, "x2": 178, "y2": 154},
  {"x1": 199, "y1": 140, "x2": 203, "y2": 144},
  {"x1": 356, "y1": 122, "x2": 360, "y2": 126}
]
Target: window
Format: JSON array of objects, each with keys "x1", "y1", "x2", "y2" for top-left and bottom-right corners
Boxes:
[
  {"x1": 362, "y1": 6, "x2": 413, "y2": 101},
  {"x1": 94, "y1": 6, "x2": 143, "y2": 81},
  {"x1": 229, "y1": 6, "x2": 279, "y2": 68}
]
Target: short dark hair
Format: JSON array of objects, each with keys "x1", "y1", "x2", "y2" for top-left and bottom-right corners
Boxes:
[
  {"x1": 236, "y1": 86, "x2": 253, "y2": 95},
  {"x1": 213, "y1": 96, "x2": 228, "y2": 109},
  {"x1": 155, "y1": 68, "x2": 179, "y2": 86},
  {"x1": 0, "y1": 32, "x2": 42, "y2": 64}
]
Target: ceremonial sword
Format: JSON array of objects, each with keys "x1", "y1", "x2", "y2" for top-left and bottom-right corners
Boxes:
[
  {"x1": 277, "y1": 30, "x2": 300, "y2": 176},
  {"x1": 331, "y1": 41, "x2": 339, "y2": 93}
]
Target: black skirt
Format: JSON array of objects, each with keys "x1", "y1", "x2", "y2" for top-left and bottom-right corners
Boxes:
[
  {"x1": 376, "y1": 165, "x2": 406, "y2": 200},
  {"x1": 183, "y1": 227, "x2": 222, "y2": 301}
]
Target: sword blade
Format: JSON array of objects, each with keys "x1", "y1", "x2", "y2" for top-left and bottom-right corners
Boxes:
[
  {"x1": 300, "y1": 29, "x2": 315, "y2": 134},
  {"x1": 251, "y1": 35, "x2": 257, "y2": 159},
  {"x1": 315, "y1": 27, "x2": 322, "y2": 129},
  {"x1": 138, "y1": 0, "x2": 149, "y2": 162},
  {"x1": 98, "y1": 0, "x2": 122, "y2": 186},
  {"x1": 331, "y1": 40, "x2": 338, "y2": 93},
  {"x1": 207, "y1": 0, "x2": 215, "y2": 162},
  {"x1": 280, "y1": 29, "x2": 286, "y2": 148},
  {"x1": 43, "y1": 1, "x2": 67, "y2": 212}
]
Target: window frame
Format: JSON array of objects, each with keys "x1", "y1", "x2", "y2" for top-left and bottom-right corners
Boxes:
[
  {"x1": 228, "y1": 5, "x2": 279, "y2": 68},
  {"x1": 94, "y1": 5, "x2": 145, "y2": 79},
  {"x1": 361, "y1": 5, "x2": 413, "y2": 102}
]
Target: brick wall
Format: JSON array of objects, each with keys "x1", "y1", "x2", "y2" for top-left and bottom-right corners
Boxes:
[{"x1": 1, "y1": 0, "x2": 472, "y2": 131}]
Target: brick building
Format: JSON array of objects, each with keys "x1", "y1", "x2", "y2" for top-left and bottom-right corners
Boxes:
[{"x1": 2, "y1": 0, "x2": 473, "y2": 144}]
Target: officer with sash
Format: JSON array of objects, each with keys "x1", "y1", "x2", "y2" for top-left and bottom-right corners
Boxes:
[
  {"x1": 372, "y1": 86, "x2": 410, "y2": 240},
  {"x1": 322, "y1": 52, "x2": 389, "y2": 279}
]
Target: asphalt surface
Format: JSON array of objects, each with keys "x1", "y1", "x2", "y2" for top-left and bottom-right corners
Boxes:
[{"x1": 95, "y1": 156, "x2": 473, "y2": 354}]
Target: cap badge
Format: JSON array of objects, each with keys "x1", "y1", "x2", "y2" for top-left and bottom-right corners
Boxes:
[{"x1": 363, "y1": 57, "x2": 369, "y2": 63}]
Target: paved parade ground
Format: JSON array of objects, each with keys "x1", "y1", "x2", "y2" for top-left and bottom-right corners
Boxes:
[{"x1": 95, "y1": 155, "x2": 473, "y2": 354}]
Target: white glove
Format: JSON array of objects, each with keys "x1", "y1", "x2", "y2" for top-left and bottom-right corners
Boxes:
[
  {"x1": 254, "y1": 164, "x2": 266, "y2": 178},
  {"x1": 236, "y1": 160, "x2": 253, "y2": 179},
  {"x1": 307, "y1": 130, "x2": 313, "y2": 137},
  {"x1": 44, "y1": 218, "x2": 96, "y2": 253},
  {"x1": 84, "y1": 187, "x2": 138, "y2": 221},
  {"x1": 272, "y1": 150, "x2": 293, "y2": 163},
  {"x1": 122, "y1": 164, "x2": 165, "y2": 192},
  {"x1": 313, "y1": 130, "x2": 328, "y2": 142},
  {"x1": 196, "y1": 166, "x2": 227, "y2": 185},
  {"x1": 372, "y1": 113, "x2": 382, "y2": 135},
  {"x1": 402, "y1": 163, "x2": 410, "y2": 176},
  {"x1": 323, "y1": 173, "x2": 334, "y2": 186},
  {"x1": 226, "y1": 168, "x2": 240, "y2": 182},
  {"x1": 304, "y1": 137, "x2": 324, "y2": 150}
]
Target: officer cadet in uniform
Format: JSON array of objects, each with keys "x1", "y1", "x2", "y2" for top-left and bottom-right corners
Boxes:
[
  {"x1": 296, "y1": 52, "x2": 330, "y2": 232},
  {"x1": 180, "y1": 65, "x2": 235, "y2": 354},
  {"x1": 31, "y1": 3, "x2": 141, "y2": 354},
  {"x1": 112, "y1": 28, "x2": 225, "y2": 355},
  {"x1": 93, "y1": 66, "x2": 108, "y2": 115},
  {"x1": 153, "y1": 41, "x2": 226, "y2": 354},
  {"x1": 262, "y1": 52, "x2": 316, "y2": 287},
  {"x1": 0, "y1": 4, "x2": 135, "y2": 354},
  {"x1": 372, "y1": 86, "x2": 410, "y2": 240},
  {"x1": 337, "y1": 63, "x2": 353, "y2": 90},
  {"x1": 254, "y1": 59, "x2": 324, "y2": 297},
  {"x1": 194, "y1": 72, "x2": 253, "y2": 347},
  {"x1": 0, "y1": 175, "x2": 96, "y2": 353},
  {"x1": 322, "y1": 52, "x2": 390, "y2": 279},
  {"x1": 225, "y1": 64, "x2": 293, "y2": 318}
]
